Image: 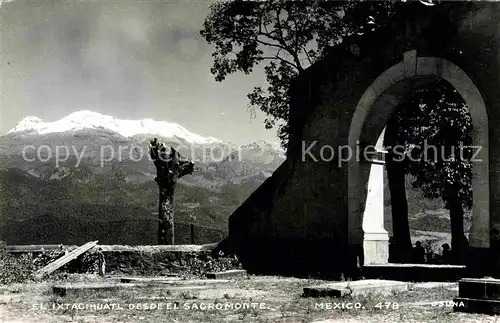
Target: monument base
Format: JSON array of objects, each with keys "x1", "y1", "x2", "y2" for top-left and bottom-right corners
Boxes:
[
  {"x1": 454, "y1": 278, "x2": 500, "y2": 315},
  {"x1": 363, "y1": 232, "x2": 389, "y2": 265}
]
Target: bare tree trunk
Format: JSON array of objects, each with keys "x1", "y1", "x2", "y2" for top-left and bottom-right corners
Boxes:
[
  {"x1": 150, "y1": 138, "x2": 194, "y2": 246},
  {"x1": 384, "y1": 118, "x2": 412, "y2": 263},
  {"x1": 386, "y1": 157, "x2": 413, "y2": 262},
  {"x1": 448, "y1": 186, "x2": 468, "y2": 264},
  {"x1": 158, "y1": 184, "x2": 175, "y2": 245}
]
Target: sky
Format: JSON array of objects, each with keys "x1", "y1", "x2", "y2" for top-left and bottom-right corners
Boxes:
[{"x1": 0, "y1": 0, "x2": 279, "y2": 146}]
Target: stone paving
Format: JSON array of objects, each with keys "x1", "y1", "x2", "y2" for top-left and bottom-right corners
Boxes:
[{"x1": 304, "y1": 279, "x2": 408, "y2": 297}]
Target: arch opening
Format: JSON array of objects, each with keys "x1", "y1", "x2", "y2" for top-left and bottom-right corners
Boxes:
[{"x1": 348, "y1": 54, "x2": 489, "y2": 265}]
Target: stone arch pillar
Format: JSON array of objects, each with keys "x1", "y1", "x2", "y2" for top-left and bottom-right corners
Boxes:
[{"x1": 348, "y1": 51, "x2": 489, "y2": 258}]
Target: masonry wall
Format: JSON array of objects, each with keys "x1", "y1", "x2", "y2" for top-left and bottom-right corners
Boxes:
[
  {"x1": 227, "y1": 2, "x2": 500, "y2": 278},
  {"x1": 227, "y1": 22, "x2": 407, "y2": 278}
]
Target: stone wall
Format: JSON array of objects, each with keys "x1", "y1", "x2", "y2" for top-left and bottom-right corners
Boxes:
[
  {"x1": 12, "y1": 244, "x2": 222, "y2": 277},
  {"x1": 227, "y1": 2, "x2": 500, "y2": 278},
  {"x1": 227, "y1": 25, "x2": 407, "y2": 278}
]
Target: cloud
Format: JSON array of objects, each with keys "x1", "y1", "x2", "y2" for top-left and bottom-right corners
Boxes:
[{"x1": 1, "y1": 0, "x2": 277, "y2": 145}]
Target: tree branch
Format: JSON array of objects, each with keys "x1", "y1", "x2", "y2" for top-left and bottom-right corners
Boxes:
[
  {"x1": 262, "y1": 23, "x2": 281, "y2": 41},
  {"x1": 255, "y1": 38, "x2": 289, "y2": 52},
  {"x1": 257, "y1": 29, "x2": 301, "y2": 72},
  {"x1": 256, "y1": 4, "x2": 304, "y2": 73},
  {"x1": 261, "y1": 55, "x2": 298, "y2": 70},
  {"x1": 274, "y1": 6, "x2": 303, "y2": 71},
  {"x1": 260, "y1": 30, "x2": 285, "y2": 45},
  {"x1": 302, "y1": 46, "x2": 313, "y2": 65},
  {"x1": 292, "y1": 14, "x2": 299, "y2": 57}
]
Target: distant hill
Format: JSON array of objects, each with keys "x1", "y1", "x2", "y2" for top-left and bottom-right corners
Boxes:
[
  {"x1": 382, "y1": 173, "x2": 472, "y2": 251},
  {"x1": 0, "y1": 166, "x2": 465, "y2": 246},
  {"x1": 382, "y1": 172, "x2": 472, "y2": 234}
]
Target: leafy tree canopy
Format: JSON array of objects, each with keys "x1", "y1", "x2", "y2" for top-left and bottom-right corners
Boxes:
[
  {"x1": 201, "y1": 0, "x2": 403, "y2": 147},
  {"x1": 393, "y1": 80, "x2": 473, "y2": 211}
]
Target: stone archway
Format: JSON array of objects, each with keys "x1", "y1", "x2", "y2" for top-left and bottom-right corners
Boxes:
[{"x1": 348, "y1": 50, "x2": 489, "y2": 264}]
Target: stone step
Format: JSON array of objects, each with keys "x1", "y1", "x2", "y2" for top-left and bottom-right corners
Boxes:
[
  {"x1": 53, "y1": 281, "x2": 226, "y2": 298},
  {"x1": 206, "y1": 269, "x2": 247, "y2": 279},
  {"x1": 362, "y1": 264, "x2": 466, "y2": 282},
  {"x1": 303, "y1": 279, "x2": 408, "y2": 298},
  {"x1": 119, "y1": 277, "x2": 181, "y2": 283},
  {"x1": 458, "y1": 278, "x2": 500, "y2": 300},
  {"x1": 119, "y1": 277, "x2": 230, "y2": 285},
  {"x1": 453, "y1": 297, "x2": 500, "y2": 315},
  {"x1": 53, "y1": 283, "x2": 138, "y2": 297},
  {"x1": 410, "y1": 282, "x2": 457, "y2": 291}
]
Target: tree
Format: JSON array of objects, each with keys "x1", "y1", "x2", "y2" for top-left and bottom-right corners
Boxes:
[
  {"x1": 149, "y1": 138, "x2": 195, "y2": 245},
  {"x1": 201, "y1": 0, "x2": 402, "y2": 147},
  {"x1": 393, "y1": 80, "x2": 472, "y2": 263},
  {"x1": 384, "y1": 116, "x2": 413, "y2": 262}
]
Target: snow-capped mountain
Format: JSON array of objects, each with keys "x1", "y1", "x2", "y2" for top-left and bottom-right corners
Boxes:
[
  {"x1": 0, "y1": 111, "x2": 286, "y2": 245},
  {"x1": 8, "y1": 110, "x2": 223, "y2": 145},
  {"x1": 240, "y1": 140, "x2": 285, "y2": 155},
  {"x1": 1, "y1": 110, "x2": 285, "y2": 187}
]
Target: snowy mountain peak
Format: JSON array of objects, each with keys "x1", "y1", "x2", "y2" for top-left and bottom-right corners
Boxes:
[
  {"x1": 9, "y1": 116, "x2": 43, "y2": 133},
  {"x1": 63, "y1": 110, "x2": 110, "y2": 122},
  {"x1": 22, "y1": 116, "x2": 43, "y2": 123},
  {"x1": 242, "y1": 140, "x2": 284, "y2": 152},
  {"x1": 8, "y1": 110, "x2": 223, "y2": 144}
]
